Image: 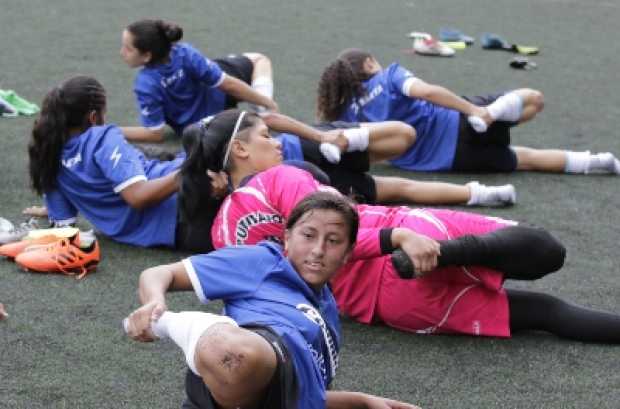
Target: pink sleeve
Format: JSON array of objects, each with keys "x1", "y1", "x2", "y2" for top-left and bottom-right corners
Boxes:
[
  {"x1": 262, "y1": 165, "x2": 325, "y2": 217},
  {"x1": 350, "y1": 228, "x2": 384, "y2": 260}
]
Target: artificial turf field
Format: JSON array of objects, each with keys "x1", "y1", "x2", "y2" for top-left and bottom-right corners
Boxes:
[{"x1": 1, "y1": 0, "x2": 619, "y2": 407}]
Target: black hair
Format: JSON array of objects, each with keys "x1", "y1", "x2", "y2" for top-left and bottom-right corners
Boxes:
[
  {"x1": 316, "y1": 48, "x2": 373, "y2": 121},
  {"x1": 286, "y1": 191, "x2": 359, "y2": 247},
  {"x1": 126, "y1": 19, "x2": 183, "y2": 65},
  {"x1": 178, "y1": 109, "x2": 260, "y2": 224},
  {"x1": 28, "y1": 75, "x2": 106, "y2": 195}
]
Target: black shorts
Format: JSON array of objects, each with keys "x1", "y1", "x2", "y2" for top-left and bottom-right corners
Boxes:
[
  {"x1": 214, "y1": 55, "x2": 254, "y2": 109},
  {"x1": 298, "y1": 121, "x2": 377, "y2": 204},
  {"x1": 451, "y1": 93, "x2": 518, "y2": 172},
  {"x1": 182, "y1": 325, "x2": 298, "y2": 409}
]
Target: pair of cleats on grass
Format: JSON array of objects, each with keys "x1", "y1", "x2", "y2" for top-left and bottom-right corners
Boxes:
[{"x1": 0, "y1": 225, "x2": 100, "y2": 279}]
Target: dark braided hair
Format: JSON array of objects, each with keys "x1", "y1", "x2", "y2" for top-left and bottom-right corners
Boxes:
[
  {"x1": 178, "y1": 109, "x2": 260, "y2": 224},
  {"x1": 29, "y1": 75, "x2": 106, "y2": 195},
  {"x1": 126, "y1": 19, "x2": 183, "y2": 65},
  {"x1": 316, "y1": 48, "x2": 373, "y2": 121}
]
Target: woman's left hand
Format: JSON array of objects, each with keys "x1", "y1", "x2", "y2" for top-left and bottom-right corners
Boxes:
[{"x1": 321, "y1": 129, "x2": 348, "y2": 152}]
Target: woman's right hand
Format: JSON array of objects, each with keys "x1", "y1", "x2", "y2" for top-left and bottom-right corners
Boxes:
[
  {"x1": 392, "y1": 228, "x2": 440, "y2": 275},
  {"x1": 125, "y1": 301, "x2": 167, "y2": 342}
]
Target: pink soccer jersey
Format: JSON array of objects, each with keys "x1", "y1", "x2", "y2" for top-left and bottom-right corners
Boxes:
[
  {"x1": 212, "y1": 164, "x2": 518, "y2": 337},
  {"x1": 211, "y1": 165, "x2": 385, "y2": 260}
]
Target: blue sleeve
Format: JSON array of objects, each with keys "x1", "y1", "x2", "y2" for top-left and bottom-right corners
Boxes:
[
  {"x1": 184, "y1": 44, "x2": 225, "y2": 88},
  {"x1": 44, "y1": 189, "x2": 78, "y2": 224},
  {"x1": 387, "y1": 63, "x2": 416, "y2": 96},
  {"x1": 185, "y1": 245, "x2": 280, "y2": 303},
  {"x1": 134, "y1": 73, "x2": 166, "y2": 128},
  {"x1": 92, "y1": 126, "x2": 147, "y2": 192}
]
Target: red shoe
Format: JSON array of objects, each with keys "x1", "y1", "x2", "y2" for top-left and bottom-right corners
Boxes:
[{"x1": 15, "y1": 235, "x2": 100, "y2": 279}]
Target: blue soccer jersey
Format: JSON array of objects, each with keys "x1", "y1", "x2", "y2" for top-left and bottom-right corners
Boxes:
[
  {"x1": 340, "y1": 62, "x2": 460, "y2": 171},
  {"x1": 275, "y1": 133, "x2": 305, "y2": 161},
  {"x1": 44, "y1": 125, "x2": 182, "y2": 247},
  {"x1": 184, "y1": 242, "x2": 341, "y2": 409},
  {"x1": 134, "y1": 43, "x2": 227, "y2": 135}
]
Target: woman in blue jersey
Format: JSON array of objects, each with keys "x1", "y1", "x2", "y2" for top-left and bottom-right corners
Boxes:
[
  {"x1": 316, "y1": 48, "x2": 620, "y2": 175},
  {"x1": 119, "y1": 19, "x2": 278, "y2": 143},
  {"x1": 125, "y1": 192, "x2": 421, "y2": 409},
  {"x1": 28, "y1": 75, "x2": 219, "y2": 252}
]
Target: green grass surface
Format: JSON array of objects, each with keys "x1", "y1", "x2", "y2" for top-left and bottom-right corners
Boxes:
[{"x1": 1, "y1": 1, "x2": 619, "y2": 408}]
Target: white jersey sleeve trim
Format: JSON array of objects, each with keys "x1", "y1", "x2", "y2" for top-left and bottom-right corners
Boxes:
[
  {"x1": 50, "y1": 217, "x2": 77, "y2": 227},
  {"x1": 401, "y1": 77, "x2": 420, "y2": 96},
  {"x1": 113, "y1": 175, "x2": 147, "y2": 193},
  {"x1": 183, "y1": 258, "x2": 208, "y2": 304},
  {"x1": 212, "y1": 72, "x2": 226, "y2": 88}
]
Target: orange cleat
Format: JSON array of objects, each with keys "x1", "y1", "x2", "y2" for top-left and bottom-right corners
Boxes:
[
  {"x1": 15, "y1": 235, "x2": 100, "y2": 279},
  {"x1": 0, "y1": 234, "x2": 67, "y2": 260}
]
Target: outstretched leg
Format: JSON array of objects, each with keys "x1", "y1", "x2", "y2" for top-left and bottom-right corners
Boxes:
[
  {"x1": 374, "y1": 175, "x2": 516, "y2": 207},
  {"x1": 508, "y1": 288, "x2": 620, "y2": 343},
  {"x1": 514, "y1": 146, "x2": 620, "y2": 174}
]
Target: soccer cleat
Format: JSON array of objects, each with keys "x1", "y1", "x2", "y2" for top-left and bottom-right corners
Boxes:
[
  {"x1": 0, "y1": 218, "x2": 39, "y2": 245},
  {"x1": 0, "y1": 235, "x2": 65, "y2": 260},
  {"x1": 15, "y1": 234, "x2": 100, "y2": 279},
  {"x1": 413, "y1": 37, "x2": 455, "y2": 57}
]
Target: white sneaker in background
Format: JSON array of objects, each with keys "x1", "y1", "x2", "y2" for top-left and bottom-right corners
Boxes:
[{"x1": 413, "y1": 37, "x2": 455, "y2": 57}]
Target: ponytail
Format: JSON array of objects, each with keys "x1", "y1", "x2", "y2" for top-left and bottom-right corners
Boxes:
[
  {"x1": 179, "y1": 110, "x2": 260, "y2": 222},
  {"x1": 28, "y1": 75, "x2": 106, "y2": 195},
  {"x1": 316, "y1": 49, "x2": 372, "y2": 121},
  {"x1": 127, "y1": 19, "x2": 184, "y2": 65}
]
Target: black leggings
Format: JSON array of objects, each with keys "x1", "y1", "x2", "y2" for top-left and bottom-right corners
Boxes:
[
  {"x1": 438, "y1": 225, "x2": 566, "y2": 280},
  {"x1": 508, "y1": 289, "x2": 620, "y2": 344}
]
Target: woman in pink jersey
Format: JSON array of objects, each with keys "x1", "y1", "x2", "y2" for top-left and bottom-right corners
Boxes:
[{"x1": 182, "y1": 109, "x2": 620, "y2": 343}]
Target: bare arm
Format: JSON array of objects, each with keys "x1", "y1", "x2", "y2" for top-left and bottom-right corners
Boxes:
[
  {"x1": 327, "y1": 391, "x2": 421, "y2": 409},
  {"x1": 120, "y1": 170, "x2": 179, "y2": 210},
  {"x1": 261, "y1": 112, "x2": 332, "y2": 143},
  {"x1": 219, "y1": 76, "x2": 278, "y2": 112},
  {"x1": 126, "y1": 261, "x2": 193, "y2": 342},
  {"x1": 120, "y1": 126, "x2": 166, "y2": 143},
  {"x1": 407, "y1": 78, "x2": 486, "y2": 118}
]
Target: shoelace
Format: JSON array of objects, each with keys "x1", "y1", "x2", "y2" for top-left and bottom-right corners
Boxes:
[{"x1": 45, "y1": 238, "x2": 96, "y2": 280}]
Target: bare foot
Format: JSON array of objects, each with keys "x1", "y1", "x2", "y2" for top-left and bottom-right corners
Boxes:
[{"x1": 22, "y1": 205, "x2": 48, "y2": 218}]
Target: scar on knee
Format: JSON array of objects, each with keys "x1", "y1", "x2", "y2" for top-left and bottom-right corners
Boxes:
[{"x1": 221, "y1": 351, "x2": 244, "y2": 371}]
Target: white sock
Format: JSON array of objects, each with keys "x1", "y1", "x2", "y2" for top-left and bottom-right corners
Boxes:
[
  {"x1": 564, "y1": 151, "x2": 591, "y2": 173},
  {"x1": 466, "y1": 181, "x2": 516, "y2": 206},
  {"x1": 251, "y1": 76, "x2": 274, "y2": 99},
  {"x1": 319, "y1": 143, "x2": 341, "y2": 163},
  {"x1": 586, "y1": 152, "x2": 620, "y2": 174},
  {"x1": 486, "y1": 92, "x2": 523, "y2": 122},
  {"x1": 343, "y1": 128, "x2": 370, "y2": 152},
  {"x1": 151, "y1": 311, "x2": 238, "y2": 375}
]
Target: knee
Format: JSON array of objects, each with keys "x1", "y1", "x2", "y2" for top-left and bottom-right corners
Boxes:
[
  {"x1": 243, "y1": 52, "x2": 272, "y2": 68},
  {"x1": 528, "y1": 227, "x2": 566, "y2": 273},
  {"x1": 520, "y1": 88, "x2": 544, "y2": 113}
]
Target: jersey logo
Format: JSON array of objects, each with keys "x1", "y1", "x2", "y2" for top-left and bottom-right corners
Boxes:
[
  {"x1": 62, "y1": 152, "x2": 82, "y2": 168},
  {"x1": 140, "y1": 106, "x2": 151, "y2": 117},
  {"x1": 160, "y1": 68, "x2": 185, "y2": 88},
  {"x1": 109, "y1": 146, "x2": 122, "y2": 168},
  {"x1": 235, "y1": 212, "x2": 284, "y2": 244},
  {"x1": 297, "y1": 303, "x2": 339, "y2": 381}
]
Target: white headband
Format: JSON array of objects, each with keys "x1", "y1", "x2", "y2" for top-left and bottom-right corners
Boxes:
[{"x1": 222, "y1": 111, "x2": 247, "y2": 170}]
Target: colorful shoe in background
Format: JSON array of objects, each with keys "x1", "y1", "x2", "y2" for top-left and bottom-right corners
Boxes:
[
  {"x1": 0, "y1": 218, "x2": 40, "y2": 245},
  {"x1": 0, "y1": 227, "x2": 80, "y2": 259},
  {"x1": 15, "y1": 233, "x2": 100, "y2": 279},
  {"x1": 439, "y1": 27, "x2": 475, "y2": 45},
  {"x1": 0, "y1": 89, "x2": 40, "y2": 116},
  {"x1": 413, "y1": 37, "x2": 455, "y2": 57},
  {"x1": 481, "y1": 33, "x2": 539, "y2": 55}
]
